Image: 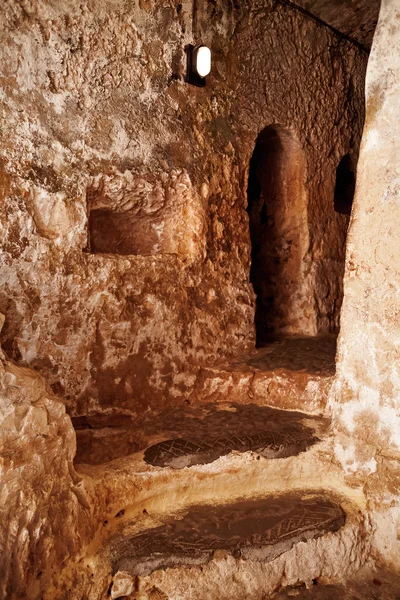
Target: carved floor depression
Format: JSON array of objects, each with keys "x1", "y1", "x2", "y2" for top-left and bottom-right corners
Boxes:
[
  {"x1": 110, "y1": 493, "x2": 345, "y2": 576},
  {"x1": 73, "y1": 402, "x2": 326, "y2": 467}
]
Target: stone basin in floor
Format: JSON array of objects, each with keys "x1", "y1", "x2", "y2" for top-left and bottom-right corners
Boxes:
[
  {"x1": 109, "y1": 493, "x2": 346, "y2": 577},
  {"x1": 72, "y1": 402, "x2": 327, "y2": 467}
]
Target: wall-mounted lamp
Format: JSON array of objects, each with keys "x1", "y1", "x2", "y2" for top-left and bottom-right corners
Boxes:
[{"x1": 186, "y1": 44, "x2": 211, "y2": 87}]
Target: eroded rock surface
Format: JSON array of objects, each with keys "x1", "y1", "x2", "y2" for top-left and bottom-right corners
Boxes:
[
  {"x1": 0, "y1": 355, "x2": 94, "y2": 599},
  {"x1": 0, "y1": 0, "x2": 366, "y2": 417},
  {"x1": 331, "y1": 0, "x2": 400, "y2": 571},
  {"x1": 73, "y1": 402, "x2": 325, "y2": 467},
  {"x1": 110, "y1": 494, "x2": 345, "y2": 577}
]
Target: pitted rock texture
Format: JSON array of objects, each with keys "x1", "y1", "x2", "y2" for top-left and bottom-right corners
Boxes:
[
  {"x1": 0, "y1": 355, "x2": 95, "y2": 600},
  {"x1": 333, "y1": 0, "x2": 400, "y2": 471},
  {"x1": 73, "y1": 402, "x2": 325, "y2": 466},
  {"x1": 0, "y1": 0, "x2": 367, "y2": 416},
  {"x1": 291, "y1": 0, "x2": 380, "y2": 49},
  {"x1": 110, "y1": 494, "x2": 345, "y2": 577},
  {"x1": 274, "y1": 568, "x2": 400, "y2": 600},
  {"x1": 331, "y1": 0, "x2": 400, "y2": 569},
  {"x1": 143, "y1": 405, "x2": 320, "y2": 468}
]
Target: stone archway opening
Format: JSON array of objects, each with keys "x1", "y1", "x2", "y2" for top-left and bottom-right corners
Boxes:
[{"x1": 247, "y1": 125, "x2": 309, "y2": 346}]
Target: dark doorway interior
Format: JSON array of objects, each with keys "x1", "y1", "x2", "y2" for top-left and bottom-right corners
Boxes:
[
  {"x1": 247, "y1": 125, "x2": 307, "y2": 345},
  {"x1": 334, "y1": 154, "x2": 357, "y2": 216}
]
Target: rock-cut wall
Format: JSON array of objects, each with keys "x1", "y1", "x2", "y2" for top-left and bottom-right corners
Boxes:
[
  {"x1": 0, "y1": 335, "x2": 95, "y2": 599},
  {"x1": 331, "y1": 0, "x2": 400, "y2": 571},
  {"x1": 0, "y1": 0, "x2": 367, "y2": 417}
]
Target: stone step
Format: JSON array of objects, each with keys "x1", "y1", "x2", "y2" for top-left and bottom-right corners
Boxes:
[
  {"x1": 91, "y1": 492, "x2": 366, "y2": 600},
  {"x1": 72, "y1": 400, "x2": 368, "y2": 600},
  {"x1": 73, "y1": 402, "x2": 328, "y2": 467},
  {"x1": 190, "y1": 335, "x2": 337, "y2": 414},
  {"x1": 74, "y1": 399, "x2": 364, "y2": 551}
]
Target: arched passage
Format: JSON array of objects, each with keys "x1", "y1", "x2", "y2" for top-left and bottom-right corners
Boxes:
[{"x1": 247, "y1": 125, "x2": 309, "y2": 345}]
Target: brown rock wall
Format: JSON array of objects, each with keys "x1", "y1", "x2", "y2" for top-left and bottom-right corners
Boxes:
[
  {"x1": 0, "y1": 0, "x2": 367, "y2": 416},
  {"x1": 292, "y1": 0, "x2": 380, "y2": 49}
]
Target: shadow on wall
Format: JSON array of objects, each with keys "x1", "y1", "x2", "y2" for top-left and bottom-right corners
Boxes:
[{"x1": 247, "y1": 125, "x2": 309, "y2": 346}]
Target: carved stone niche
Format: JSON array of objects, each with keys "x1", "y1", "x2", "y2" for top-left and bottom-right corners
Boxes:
[{"x1": 86, "y1": 168, "x2": 206, "y2": 262}]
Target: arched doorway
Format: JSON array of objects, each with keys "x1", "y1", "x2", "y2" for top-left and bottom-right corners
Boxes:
[{"x1": 247, "y1": 125, "x2": 310, "y2": 345}]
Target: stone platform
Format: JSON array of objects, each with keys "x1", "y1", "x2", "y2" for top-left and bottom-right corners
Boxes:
[
  {"x1": 73, "y1": 402, "x2": 326, "y2": 467},
  {"x1": 72, "y1": 399, "x2": 367, "y2": 600},
  {"x1": 73, "y1": 334, "x2": 337, "y2": 466},
  {"x1": 191, "y1": 334, "x2": 337, "y2": 414},
  {"x1": 110, "y1": 493, "x2": 345, "y2": 578},
  {"x1": 69, "y1": 334, "x2": 369, "y2": 600}
]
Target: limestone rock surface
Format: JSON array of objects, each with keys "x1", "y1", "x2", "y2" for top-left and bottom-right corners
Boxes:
[
  {"x1": 0, "y1": 354, "x2": 94, "y2": 599},
  {"x1": 0, "y1": 0, "x2": 367, "y2": 417},
  {"x1": 331, "y1": 0, "x2": 400, "y2": 571}
]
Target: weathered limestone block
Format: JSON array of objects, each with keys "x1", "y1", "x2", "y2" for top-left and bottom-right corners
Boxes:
[
  {"x1": 29, "y1": 187, "x2": 73, "y2": 241},
  {"x1": 331, "y1": 0, "x2": 400, "y2": 570},
  {"x1": 0, "y1": 349, "x2": 94, "y2": 599}
]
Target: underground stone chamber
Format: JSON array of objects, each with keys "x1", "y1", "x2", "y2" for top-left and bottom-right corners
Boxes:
[{"x1": 4, "y1": 0, "x2": 400, "y2": 598}]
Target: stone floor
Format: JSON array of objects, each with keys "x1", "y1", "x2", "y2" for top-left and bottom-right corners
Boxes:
[
  {"x1": 273, "y1": 568, "x2": 400, "y2": 600},
  {"x1": 192, "y1": 334, "x2": 337, "y2": 413},
  {"x1": 110, "y1": 493, "x2": 345, "y2": 578},
  {"x1": 237, "y1": 335, "x2": 337, "y2": 375},
  {"x1": 73, "y1": 335, "x2": 336, "y2": 466},
  {"x1": 73, "y1": 402, "x2": 327, "y2": 466}
]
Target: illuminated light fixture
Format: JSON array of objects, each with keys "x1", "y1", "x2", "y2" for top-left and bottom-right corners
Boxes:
[
  {"x1": 195, "y1": 45, "x2": 211, "y2": 77},
  {"x1": 186, "y1": 44, "x2": 211, "y2": 87}
]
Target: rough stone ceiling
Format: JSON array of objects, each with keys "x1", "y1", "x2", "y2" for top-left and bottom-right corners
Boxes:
[{"x1": 288, "y1": 0, "x2": 381, "y2": 50}]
